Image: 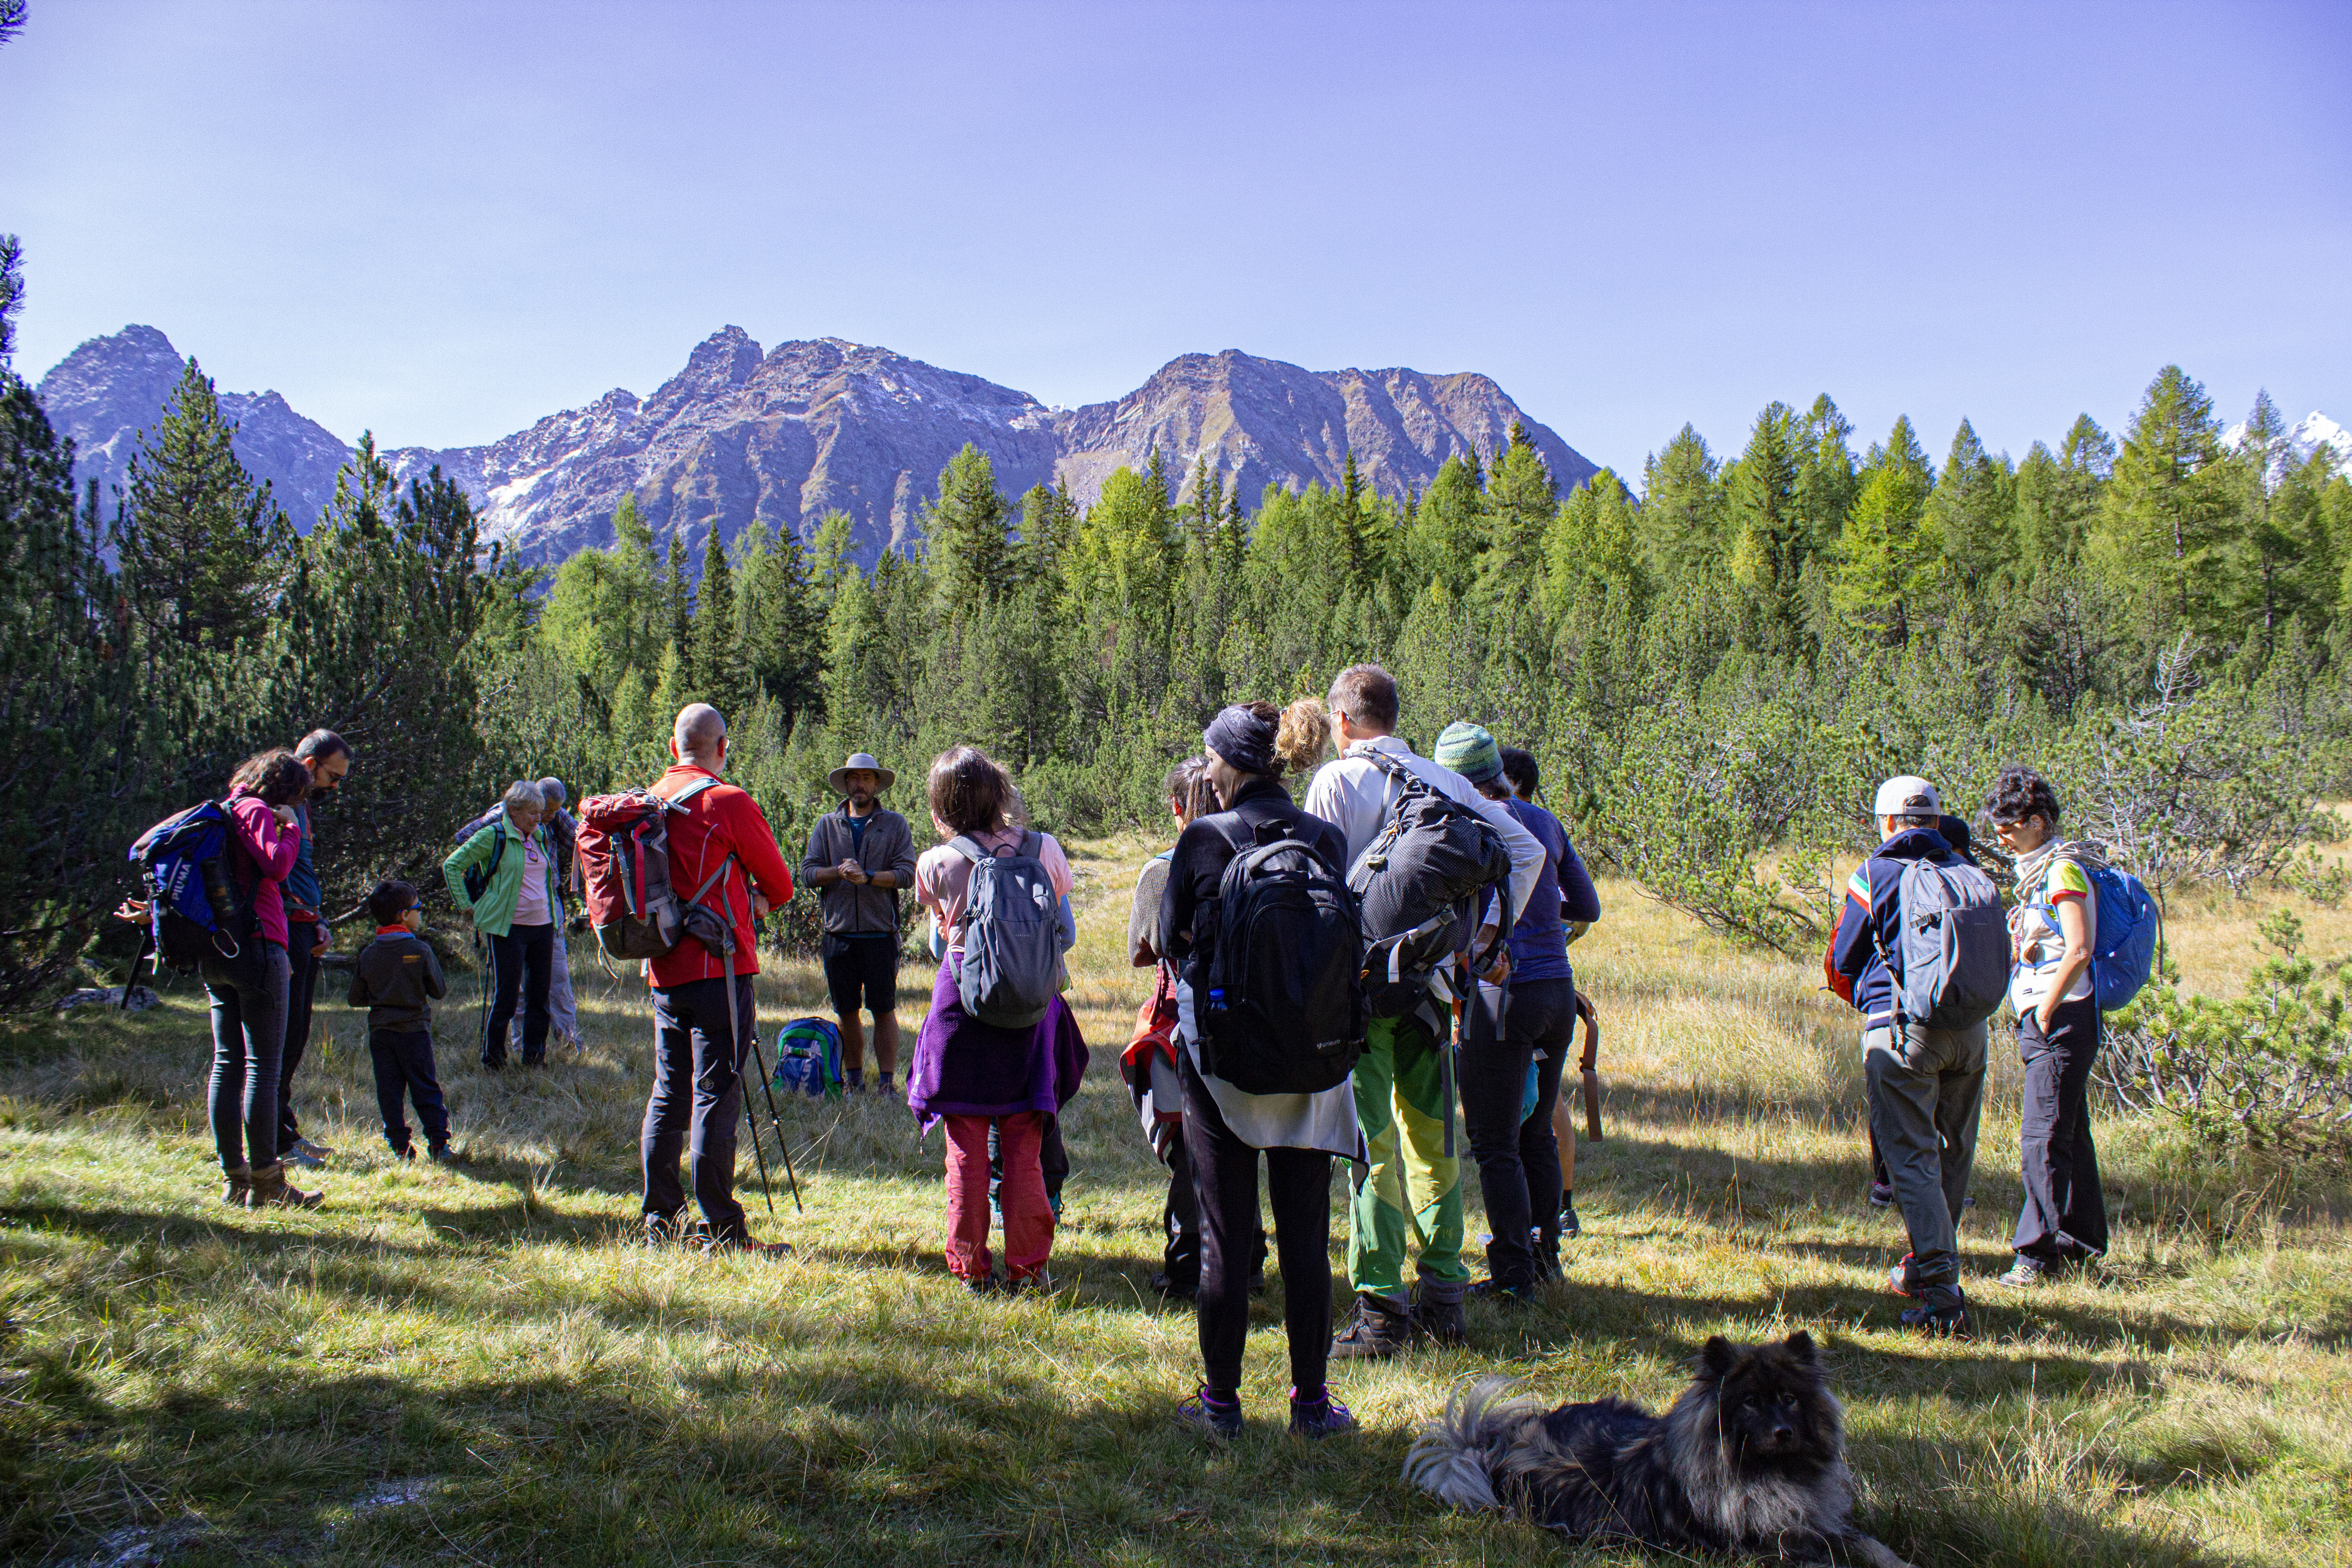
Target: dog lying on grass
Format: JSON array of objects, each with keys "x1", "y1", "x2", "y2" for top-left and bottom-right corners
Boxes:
[{"x1": 1402, "y1": 1331, "x2": 1917, "y2": 1566}]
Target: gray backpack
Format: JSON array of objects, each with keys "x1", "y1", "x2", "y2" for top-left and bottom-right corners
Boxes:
[
  {"x1": 950, "y1": 831, "x2": 1067, "y2": 1029},
  {"x1": 1877, "y1": 857, "x2": 2008, "y2": 1030}
]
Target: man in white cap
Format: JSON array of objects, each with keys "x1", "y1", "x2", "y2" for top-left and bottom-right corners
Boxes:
[
  {"x1": 800, "y1": 753, "x2": 917, "y2": 1091},
  {"x1": 1828, "y1": 775, "x2": 1992, "y2": 1338}
]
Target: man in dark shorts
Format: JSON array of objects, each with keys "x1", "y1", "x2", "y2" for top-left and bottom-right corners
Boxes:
[{"x1": 800, "y1": 753, "x2": 917, "y2": 1091}]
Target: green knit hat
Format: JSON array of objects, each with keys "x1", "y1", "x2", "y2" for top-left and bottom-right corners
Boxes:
[{"x1": 1435, "y1": 720, "x2": 1503, "y2": 786}]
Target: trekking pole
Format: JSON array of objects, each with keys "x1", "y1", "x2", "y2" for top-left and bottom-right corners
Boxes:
[
  {"x1": 120, "y1": 927, "x2": 152, "y2": 1010},
  {"x1": 741, "y1": 1077, "x2": 776, "y2": 1215},
  {"x1": 745, "y1": 1023, "x2": 804, "y2": 1212}
]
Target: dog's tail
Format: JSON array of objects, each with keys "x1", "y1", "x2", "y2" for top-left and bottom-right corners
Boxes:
[{"x1": 1401, "y1": 1376, "x2": 1539, "y2": 1513}]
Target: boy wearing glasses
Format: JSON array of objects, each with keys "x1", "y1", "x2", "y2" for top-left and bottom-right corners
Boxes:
[{"x1": 348, "y1": 879, "x2": 456, "y2": 1162}]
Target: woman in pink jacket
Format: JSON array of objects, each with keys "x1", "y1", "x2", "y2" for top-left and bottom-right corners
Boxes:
[{"x1": 209, "y1": 749, "x2": 323, "y2": 1209}]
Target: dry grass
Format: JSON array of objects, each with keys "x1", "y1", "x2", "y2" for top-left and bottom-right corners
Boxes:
[{"x1": 2, "y1": 840, "x2": 2349, "y2": 1567}]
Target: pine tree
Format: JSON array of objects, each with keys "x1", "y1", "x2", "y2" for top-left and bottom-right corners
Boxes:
[
  {"x1": 1407, "y1": 453, "x2": 1486, "y2": 598},
  {"x1": 113, "y1": 358, "x2": 293, "y2": 648},
  {"x1": 2093, "y1": 365, "x2": 2235, "y2": 649},
  {"x1": 695, "y1": 524, "x2": 754, "y2": 719},
  {"x1": 662, "y1": 529, "x2": 695, "y2": 686},
  {"x1": 1793, "y1": 395, "x2": 1858, "y2": 553},
  {"x1": 1478, "y1": 422, "x2": 1558, "y2": 604},
  {"x1": 738, "y1": 519, "x2": 828, "y2": 736},
  {"x1": 927, "y1": 443, "x2": 1010, "y2": 614},
  {"x1": 1640, "y1": 425, "x2": 1725, "y2": 582},
  {"x1": 1833, "y1": 462, "x2": 1936, "y2": 642},
  {"x1": 0, "y1": 232, "x2": 22, "y2": 368},
  {"x1": 1725, "y1": 403, "x2": 1805, "y2": 645},
  {"x1": 1930, "y1": 418, "x2": 2017, "y2": 586}
]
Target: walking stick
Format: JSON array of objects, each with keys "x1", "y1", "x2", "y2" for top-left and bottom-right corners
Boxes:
[
  {"x1": 740, "y1": 1074, "x2": 776, "y2": 1215},
  {"x1": 120, "y1": 926, "x2": 152, "y2": 1009},
  {"x1": 1577, "y1": 990, "x2": 1604, "y2": 1142},
  {"x1": 745, "y1": 1023, "x2": 803, "y2": 1213}
]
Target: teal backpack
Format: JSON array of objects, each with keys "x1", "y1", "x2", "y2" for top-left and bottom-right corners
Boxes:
[{"x1": 772, "y1": 1017, "x2": 843, "y2": 1099}]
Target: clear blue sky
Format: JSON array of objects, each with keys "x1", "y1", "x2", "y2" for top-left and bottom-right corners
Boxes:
[{"x1": 3, "y1": 0, "x2": 2346, "y2": 476}]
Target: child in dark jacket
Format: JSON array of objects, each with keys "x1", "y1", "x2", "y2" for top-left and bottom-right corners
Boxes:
[{"x1": 348, "y1": 880, "x2": 455, "y2": 1161}]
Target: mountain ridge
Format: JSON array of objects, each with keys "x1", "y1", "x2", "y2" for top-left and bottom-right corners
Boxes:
[{"x1": 34, "y1": 324, "x2": 1596, "y2": 568}]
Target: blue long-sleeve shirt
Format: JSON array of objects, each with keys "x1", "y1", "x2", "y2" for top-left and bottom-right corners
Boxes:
[{"x1": 282, "y1": 800, "x2": 322, "y2": 920}]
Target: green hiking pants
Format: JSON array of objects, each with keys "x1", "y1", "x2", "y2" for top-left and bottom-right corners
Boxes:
[{"x1": 1347, "y1": 1011, "x2": 1468, "y2": 1299}]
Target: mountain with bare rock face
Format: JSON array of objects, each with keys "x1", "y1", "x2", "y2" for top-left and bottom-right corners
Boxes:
[
  {"x1": 34, "y1": 324, "x2": 1595, "y2": 570},
  {"x1": 35, "y1": 325, "x2": 353, "y2": 531}
]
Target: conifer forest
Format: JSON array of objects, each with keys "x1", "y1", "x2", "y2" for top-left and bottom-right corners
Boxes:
[{"x1": 7, "y1": 219, "x2": 2352, "y2": 1011}]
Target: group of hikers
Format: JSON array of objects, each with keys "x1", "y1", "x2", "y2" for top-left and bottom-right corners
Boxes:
[{"x1": 133, "y1": 659, "x2": 2130, "y2": 1439}]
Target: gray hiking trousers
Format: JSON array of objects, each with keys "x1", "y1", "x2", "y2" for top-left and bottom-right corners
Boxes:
[{"x1": 1864, "y1": 1018, "x2": 1988, "y2": 1306}]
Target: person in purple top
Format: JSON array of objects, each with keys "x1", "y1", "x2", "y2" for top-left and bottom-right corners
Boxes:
[{"x1": 1437, "y1": 725, "x2": 1600, "y2": 1299}]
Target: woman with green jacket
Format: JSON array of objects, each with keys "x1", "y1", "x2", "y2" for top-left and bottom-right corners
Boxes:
[{"x1": 443, "y1": 780, "x2": 565, "y2": 1069}]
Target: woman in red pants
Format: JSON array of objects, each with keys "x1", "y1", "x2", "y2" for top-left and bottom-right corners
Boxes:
[{"x1": 907, "y1": 746, "x2": 1085, "y2": 1295}]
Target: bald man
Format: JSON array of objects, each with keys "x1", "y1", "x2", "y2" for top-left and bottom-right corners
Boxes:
[{"x1": 640, "y1": 704, "x2": 799, "y2": 1252}]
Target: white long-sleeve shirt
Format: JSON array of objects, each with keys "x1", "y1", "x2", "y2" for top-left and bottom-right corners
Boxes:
[{"x1": 1303, "y1": 735, "x2": 1545, "y2": 927}]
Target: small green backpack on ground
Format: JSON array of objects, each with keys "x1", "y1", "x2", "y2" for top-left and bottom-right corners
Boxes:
[{"x1": 773, "y1": 1017, "x2": 843, "y2": 1099}]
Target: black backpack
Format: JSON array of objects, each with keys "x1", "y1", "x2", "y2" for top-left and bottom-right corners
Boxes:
[
  {"x1": 454, "y1": 817, "x2": 509, "y2": 905},
  {"x1": 1345, "y1": 751, "x2": 1513, "y2": 1018},
  {"x1": 1199, "y1": 819, "x2": 1367, "y2": 1095}
]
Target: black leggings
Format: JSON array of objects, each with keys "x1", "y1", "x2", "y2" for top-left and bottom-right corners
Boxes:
[
  {"x1": 483, "y1": 921, "x2": 554, "y2": 1066},
  {"x1": 1460, "y1": 977, "x2": 1573, "y2": 1286},
  {"x1": 1181, "y1": 1051, "x2": 1332, "y2": 1394}
]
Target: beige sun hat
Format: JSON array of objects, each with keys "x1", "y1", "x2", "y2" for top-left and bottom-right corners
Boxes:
[{"x1": 827, "y1": 752, "x2": 897, "y2": 795}]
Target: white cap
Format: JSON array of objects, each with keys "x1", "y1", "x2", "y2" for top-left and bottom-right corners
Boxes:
[{"x1": 1873, "y1": 775, "x2": 1941, "y2": 817}]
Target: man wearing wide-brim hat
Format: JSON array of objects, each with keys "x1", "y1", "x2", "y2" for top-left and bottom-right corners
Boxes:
[{"x1": 800, "y1": 753, "x2": 918, "y2": 1092}]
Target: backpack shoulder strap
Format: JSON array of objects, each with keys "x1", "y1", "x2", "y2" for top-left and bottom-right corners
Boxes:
[
  {"x1": 664, "y1": 776, "x2": 723, "y2": 808},
  {"x1": 1017, "y1": 829, "x2": 1044, "y2": 861},
  {"x1": 947, "y1": 834, "x2": 989, "y2": 865}
]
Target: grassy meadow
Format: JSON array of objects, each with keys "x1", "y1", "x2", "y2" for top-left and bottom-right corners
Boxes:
[{"x1": 4, "y1": 833, "x2": 2350, "y2": 1566}]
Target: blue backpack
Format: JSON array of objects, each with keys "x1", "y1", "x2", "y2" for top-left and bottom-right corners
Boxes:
[
  {"x1": 772, "y1": 1017, "x2": 844, "y2": 1098},
  {"x1": 129, "y1": 800, "x2": 254, "y2": 972},
  {"x1": 2087, "y1": 865, "x2": 2159, "y2": 1012}
]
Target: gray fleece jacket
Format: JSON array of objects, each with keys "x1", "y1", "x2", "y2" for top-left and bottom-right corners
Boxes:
[{"x1": 800, "y1": 804, "x2": 918, "y2": 937}]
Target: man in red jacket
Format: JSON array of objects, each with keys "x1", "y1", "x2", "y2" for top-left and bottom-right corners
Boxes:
[{"x1": 641, "y1": 703, "x2": 797, "y2": 1253}]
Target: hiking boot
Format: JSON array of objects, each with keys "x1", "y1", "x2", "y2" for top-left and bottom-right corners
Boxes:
[
  {"x1": 1416, "y1": 1283, "x2": 1467, "y2": 1344},
  {"x1": 245, "y1": 1162, "x2": 322, "y2": 1210},
  {"x1": 291, "y1": 1137, "x2": 335, "y2": 1161},
  {"x1": 1006, "y1": 1270, "x2": 1055, "y2": 1298},
  {"x1": 220, "y1": 1164, "x2": 252, "y2": 1205},
  {"x1": 1997, "y1": 1254, "x2": 2049, "y2": 1288},
  {"x1": 1898, "y1": 1292, "x2": 1974, "y2": 1338},
  {"x1": 1329, "y1": 1292, "x2": 1414, "y2": 1359},
  {"x1": 961, "y1": 1270, "x2": 1001, "y2": 1297},
  {"x1": 1868, "y1": 1181, "x2": 1896, "y2": 1209},
  {"x1": 428, "y1": 1143, "x2": 460, "y2": 1165},
  {"x1": 1175, "y1": 1388, "x2": 1243, "y2": 1443},
  {"x1": 1288, "y1": 1387, "x2": 1357, "y2": 1439},
  {"x1": 1150, "y1": 1271, "x2": 1197, "y2": 1300},
  {"x1": 642, "y1": 1213, "x2": 681, "y2": 1248},
  {"x1": 390, "y1": 1142, "x2": 416, "y2": 1161},
  {"x1": 1886, "y1": 1253, "x2": 1920, "y2": 1297},
  {"x1": 1560, "y1": 1197, "x2": 1582, "y2": 1237}
]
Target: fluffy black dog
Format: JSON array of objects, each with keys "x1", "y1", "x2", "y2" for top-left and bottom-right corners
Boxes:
[{"x1": 1403, "y1": 1332, "x2": 1916, "y2": 1566}]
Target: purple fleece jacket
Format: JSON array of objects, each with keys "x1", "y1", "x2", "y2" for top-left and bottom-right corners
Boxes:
[{"x1": 906, "y1": 953, "x2": 1089, "y2": 1123}]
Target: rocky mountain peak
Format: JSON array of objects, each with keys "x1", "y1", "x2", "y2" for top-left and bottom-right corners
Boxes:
[
  {"x1": 36, "y1": 325, "x2": 1595, "y2": 572},
  {"x1": 34, "y1": 324, "x2": 352, "y2": 529}
]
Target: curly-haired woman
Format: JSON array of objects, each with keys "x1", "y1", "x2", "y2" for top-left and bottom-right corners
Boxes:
[{"x1": 1986, "y1": 764, "x2": 2108, "y2": 1285}]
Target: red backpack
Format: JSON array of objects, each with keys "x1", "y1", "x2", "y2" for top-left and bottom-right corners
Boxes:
[{"x1": 576, "y1": 779, "x2": 734, "y2": 961}]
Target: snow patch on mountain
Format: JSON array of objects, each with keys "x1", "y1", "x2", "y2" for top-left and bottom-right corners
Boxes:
[{"x1": 2224, "y1": 409, "x2": 2349, "y2": 484}]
